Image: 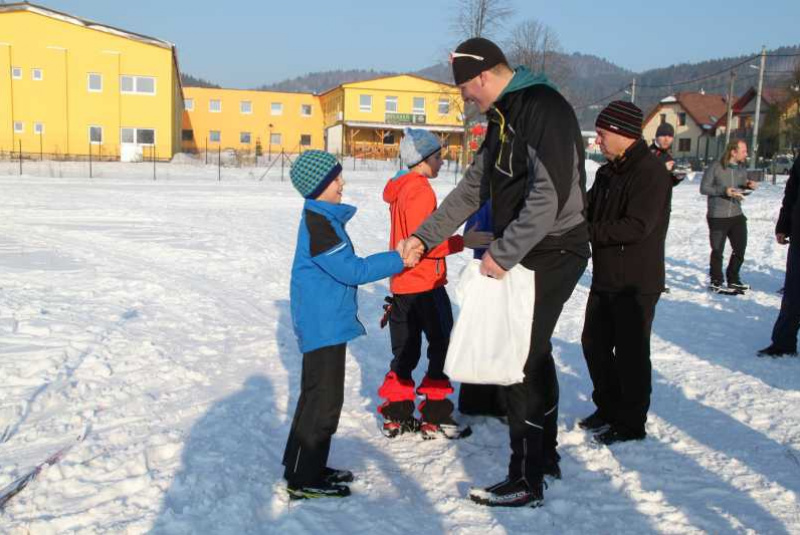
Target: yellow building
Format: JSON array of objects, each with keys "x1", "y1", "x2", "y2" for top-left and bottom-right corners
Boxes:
[
  {"x1": 319, "y1": 74, "x2": 465, "y2": 160},
  {"x1": 181, "y1": 87, "x2": 324, "y2": 156},
  {"x1": 0, "y1": 2, "x2": 183, "y2": 161}
]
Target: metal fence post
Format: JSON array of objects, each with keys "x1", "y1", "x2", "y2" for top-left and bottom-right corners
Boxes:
[
  {"x1": 218, "y1": 145, "x2": 221, "y2": 181},
  {"x1": 18, "y1": 140, "x2": 22, "y2": 176},
  {"x1": 89, "y1": 142, "x2": 93, "y2": 178},
  {"x1": 153, "y1": 147, "x2": 157, "y2": 181}
]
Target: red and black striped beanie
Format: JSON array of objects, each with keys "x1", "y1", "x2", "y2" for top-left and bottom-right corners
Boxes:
[{"x1": 595, "y1": 100, "x2": 643, "y2": 139}]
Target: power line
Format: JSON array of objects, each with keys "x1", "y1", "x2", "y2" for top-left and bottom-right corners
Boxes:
[{"x1": 573, "y1": 85, "x2": 630, "y2": 111}]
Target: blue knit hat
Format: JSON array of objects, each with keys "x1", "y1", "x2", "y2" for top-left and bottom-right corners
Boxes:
[
  {"x1": 290, "y1": 150, "x2": 343, "y2": 199},
  {"x1": 400, "y1": 128, "x2": 441, "y2": 168}
]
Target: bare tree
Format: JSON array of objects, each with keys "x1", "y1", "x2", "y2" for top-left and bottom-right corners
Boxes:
[
  {"x1": 451, "y1": 0, "x2": 514, "y2": 39},
  {"x1": 506, "y1": 19, "x2": 571, "y2": 86},
  {"x1": 784, "y1": 62, "x2": 800, "y2": 156}
]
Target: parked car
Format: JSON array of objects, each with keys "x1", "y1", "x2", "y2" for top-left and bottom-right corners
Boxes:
[{"x1": 774, "y1": 156, "x2": 794, "y2": 175}]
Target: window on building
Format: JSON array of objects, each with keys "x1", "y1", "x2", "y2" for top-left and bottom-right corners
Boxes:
[
  {"x1": 383, "y1": 132, "x2": 396, "y2": 144},
  {"x1": 136, "y1": 129, "x2": 155, "y2": 145},
  {"x1": 678, "y1": 112, "x2": 687, "y2": 126},
  {"x1": 270, "y1": 133, "x2": 282, "y2": 145},
  {"x1": 241, "y1": 101, "x2": 252, "y2": 114},
  {"x1": 11, "y1": 67, "x2": 21, "y2": 79},
  {"x1": 34, "y1": 122, "x2": 44, "y2": 135},
  {"x1": 360, "y1": 94, "x2": 372, "y2": 112},
  {"x1": 14, "y1": 121, "x2": 23, "y2": 133},
  {"x1": 271, "y1": 102, "x2": 283, "y2": 116},
  {"x1": 88, "y1": 73, "x2": 103, "y2": 92},
  {"x1": 209, "y1": 130, "x2": 221, "y2": 143},
  {"x1": 438, "y1": 99, "x2": 450, "y2": 115},
  {"x1": 121, "y1": 75, "x2": 156, "y2": 95},
  {"x1": 385, "y1": 96, "x2": 398, "y2": 113},
  {"x1": 184, "y1": 98, "x2": 194, "y2": 111},
  {"x1": 240, "y1": 132, "x2": 252, "y2": 144},
  {"x1": 209, "y1": 99, "x2": 222, "y2": 113},
  {"x1": 32, "y1": 68, "x2": 43, "y2": 81},
  {"x1": 89, "y1": 126, "x2": 103, "y2": 144},
  {"x1": 413, "y1": 97, "x2": 425, "y2": 114},
  {"x1": 301, "y1": 104, "x2": 312, "y2": 117},
  {"x1": 121, "y1": 128, "x2": 135, "y2": 143},
  {"x1": 660, "y1": 113, "x2": 666, "y2": 125},
  {"x1": 678, "y1": 138, "x2": 691, "y2": 152},
  {"x1": 182, "y1": 129, "x2": 194, "y2": 141},
  {"x1": 300, "y1": 134, "x2": 312, "y2": 146}
]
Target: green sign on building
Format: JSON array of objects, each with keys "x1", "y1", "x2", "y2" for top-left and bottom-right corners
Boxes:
[{"x1": 386, "y1": 113, "x2": 426, "y2": 125}]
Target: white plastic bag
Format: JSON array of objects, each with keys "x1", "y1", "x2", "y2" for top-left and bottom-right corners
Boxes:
[{"x1": 444, "y1": 260, "x2": 535, "y2": 386}]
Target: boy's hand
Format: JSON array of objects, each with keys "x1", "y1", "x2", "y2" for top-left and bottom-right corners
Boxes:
[
  {"x1": 746, "y1": 180, "x2": 758, "y2": 190},
  {"x1": 777, "y1": 233, "x2": 789, "y2": 245},
  {"x1": 479, "y1": 252, "x2": 507, "y2": 279},
  {"x1": 726, "y1": 187, "x2": 744, "y2": 200},
  {"x1": 463, "y1": 230, "x2": 493, "y2": 249}
]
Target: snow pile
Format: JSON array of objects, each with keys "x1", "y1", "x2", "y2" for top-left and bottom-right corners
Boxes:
[{"x1": 0, "y1": 164, "x2": 798, "y2": 533}]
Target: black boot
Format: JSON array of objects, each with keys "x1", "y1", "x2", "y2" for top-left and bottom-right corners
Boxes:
[
  {"x1": 287, "y1": 480, "x2": 351, "y2": 500},
  {"x1": 757, "y1": 345, "x2": 797, "y2": 358},
  {"x1": 593, "y1": 426, "x2": 646, "y2": 445},
  {"x1": 578, "y1": 410, "x2": 609, "y2": 431},
  {"x1": 323, "y1": 467, "x2": 354, "y2": 484},
  {"x1": 468, "y1": 478, "x2": 545, "y2": 508}
]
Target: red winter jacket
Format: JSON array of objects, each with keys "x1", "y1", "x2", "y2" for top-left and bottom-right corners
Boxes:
[{"x1": 384, "y1": 170, "x2": 464, "y2": 294}]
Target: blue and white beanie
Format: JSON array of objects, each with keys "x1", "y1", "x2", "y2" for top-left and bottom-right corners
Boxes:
[
  {"x1": 290, "y1": 150, "x2": 343, "y2": 199},
  {"x1": 400, "y1": 128, "x2": 441, "y2": 168}
]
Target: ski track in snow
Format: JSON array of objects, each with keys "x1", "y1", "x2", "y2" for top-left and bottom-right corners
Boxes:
[{"x1": 0, "y1": 161, "x2": 798, "y2": 534}]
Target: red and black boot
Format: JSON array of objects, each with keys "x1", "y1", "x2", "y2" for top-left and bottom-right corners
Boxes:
[
  {"x1": 417, "y1": 376, "x2": 472, "y2": 440},
  {"x1": 377, "y1": 372, "x2": 419, "y2": 438}
]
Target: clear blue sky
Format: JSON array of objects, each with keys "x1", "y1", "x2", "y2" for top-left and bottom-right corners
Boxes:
[{"x1": 39, "y1": 0, "x2": 800, "y2": 88}]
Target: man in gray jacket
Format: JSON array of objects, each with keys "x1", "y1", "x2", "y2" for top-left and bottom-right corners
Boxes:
[{"x1": 700, "y1": 139, "x2": 758, "y2": 293}]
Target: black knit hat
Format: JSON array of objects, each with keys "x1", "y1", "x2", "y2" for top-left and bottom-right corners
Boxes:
[
  {"x1": 595, "y1": 100, "x2": 643, "y2": 140},
  {"x1": 451, "y1": 37, "x2": 508, "y2": 85},
  {"x1": 656, "y1": 122, "x2": 675, "y2": 137}
]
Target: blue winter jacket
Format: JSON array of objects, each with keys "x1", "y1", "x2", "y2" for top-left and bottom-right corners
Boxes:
[{"x1": 290, "y1": 199, "x2": 404, "y2": 353}]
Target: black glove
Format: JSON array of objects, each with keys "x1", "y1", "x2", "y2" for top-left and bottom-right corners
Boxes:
[
  {"x1": 462, "y1": 230, "x2": 494, "y2": 249},
  {"x1": 380, "y1": 296, "x2": 394, "y2": 329}
]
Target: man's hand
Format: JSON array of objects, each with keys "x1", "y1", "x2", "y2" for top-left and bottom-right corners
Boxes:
[
  {"x1": 397, "y1": 236, "x2": 424, "y2": 268},
  {"x1": 726, "y1": 186, "x2": 744, "y2": 200},
  {"x1": 462, "y1": 230, "x2": 494, "y2": 249},
  {"x1": 665, "y1": 160, "x2": 675, "y2": 171},
  {"x1": 777, "y1": 233, "x2": 790, "y2": 245},
  {"x1": 479, "y1": 251, "x2": 507, "y2": 279},
  {"x1": 746, "y1": 180, "x2": 758, "y2": 190}
]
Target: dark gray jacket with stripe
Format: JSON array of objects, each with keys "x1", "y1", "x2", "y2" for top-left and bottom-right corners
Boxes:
[{"x1": 413, "y1": 68, "x2": 590, "y2": 270}]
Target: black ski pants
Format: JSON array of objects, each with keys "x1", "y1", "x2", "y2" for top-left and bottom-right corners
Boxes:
[
  {"x1": 282, "y1": 343, "x2": 345, "y2": 487},
  {"x1": 388, "y1": 286, "x2": 453, "y2": 381},
  {"x1": 505, "y1": 250, "x2": 587, "y2": 483},
  {"x1": 708, "y1": 215, "x2": 748, "y2": 284},
  {"x1": 581, "y1": 291, "x2": 660, "y2": 435},
  {"x1": 772, "y1": 241, "x2": 800, "y2": 352}
]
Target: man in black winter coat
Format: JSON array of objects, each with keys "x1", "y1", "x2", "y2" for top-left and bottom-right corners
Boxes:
[
  {"x1": 579, "y1": 101, "x2": 672, "y2": 445},
  {"x1": 759, "y1": 154, "x2": 800, "y2": 357},
  {"x1": 400, "y1": 37, "x2": 589, "y2": 508},
  {"x1": 649, "y1": 122, "x2": 683, "y2": 186}
]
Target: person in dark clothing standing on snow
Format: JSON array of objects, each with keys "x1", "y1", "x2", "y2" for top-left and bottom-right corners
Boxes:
[
  {"x1": 700, "y1": 139, "x2": 758, "y2": 294},
  {"x1": 759, "y1": 154, "x2": 800, "y2": 357},
  {"x1": 649, "y1": 122, "x2": 683, "y2": 186},
  {"x1": 399, "y1": 37, "x2": 590, "y2": 508},
  {"x1": 579, "y1": 101, "x2": 671, "y2": 445}
]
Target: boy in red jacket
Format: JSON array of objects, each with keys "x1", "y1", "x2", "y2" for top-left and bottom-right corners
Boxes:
[{"x1": 378, "y1": 128, "x2": 491, "y2": 439}]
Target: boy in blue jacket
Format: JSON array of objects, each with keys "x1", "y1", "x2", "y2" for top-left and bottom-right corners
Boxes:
[{"x1": 282, "y1": 150, "x2": 406, "y2": 500}]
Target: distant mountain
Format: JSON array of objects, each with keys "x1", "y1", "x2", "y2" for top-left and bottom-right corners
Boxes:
[
  {"x1": 258, "y1": 69, "x2": 395, "y2": 94},
  {"x1": 181, "y1": 73, "x2": 221, "y2": 89}
]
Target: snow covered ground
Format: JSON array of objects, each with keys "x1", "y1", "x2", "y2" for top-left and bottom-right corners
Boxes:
[{"x1": 0, "y1": 161, "x2": 798, "y2": 534}]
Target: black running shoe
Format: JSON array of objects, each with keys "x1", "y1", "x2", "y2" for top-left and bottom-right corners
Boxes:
[
  {"x1": 593, "y1": 426, "x2": 646, "y2": 445},
  {"x1": 578, "y1": 410, "x2": 609, "y2": 431},
  {"x1": 324, "y1": 467, "x2": 354, "y2": 484},
  {"x1": 728, "y1": 281, "x2": 750, "y2": 292},
  {"x1": 287, "y1": 481, "x2": 351, "y2": 500},
  {"x1": 468, "y1": 478, "x2": 544, "y2": 508},
  {"x1": 757, "y1": 345, "x2": 797, "y2": 358}
]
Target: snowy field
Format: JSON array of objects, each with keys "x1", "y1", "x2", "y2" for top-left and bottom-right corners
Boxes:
[{"x1": 0, "y1": 161, "x2": 798, "y2": 534}]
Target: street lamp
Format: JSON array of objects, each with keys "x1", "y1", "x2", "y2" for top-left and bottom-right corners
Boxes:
[{"x1": 268, "y1": 123, "x2": 274, "y2": 159}]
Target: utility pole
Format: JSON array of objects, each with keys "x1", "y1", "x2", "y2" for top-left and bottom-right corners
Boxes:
[
  {"x1": 630, "y1": 78, "x2": 636, "y2": 104},
  {"x1": 750, "y1": 46, "x2": 767, "y2": 169},
  {"x1": 724, "y1": 70, "x2": 737, "y2": 147}
]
